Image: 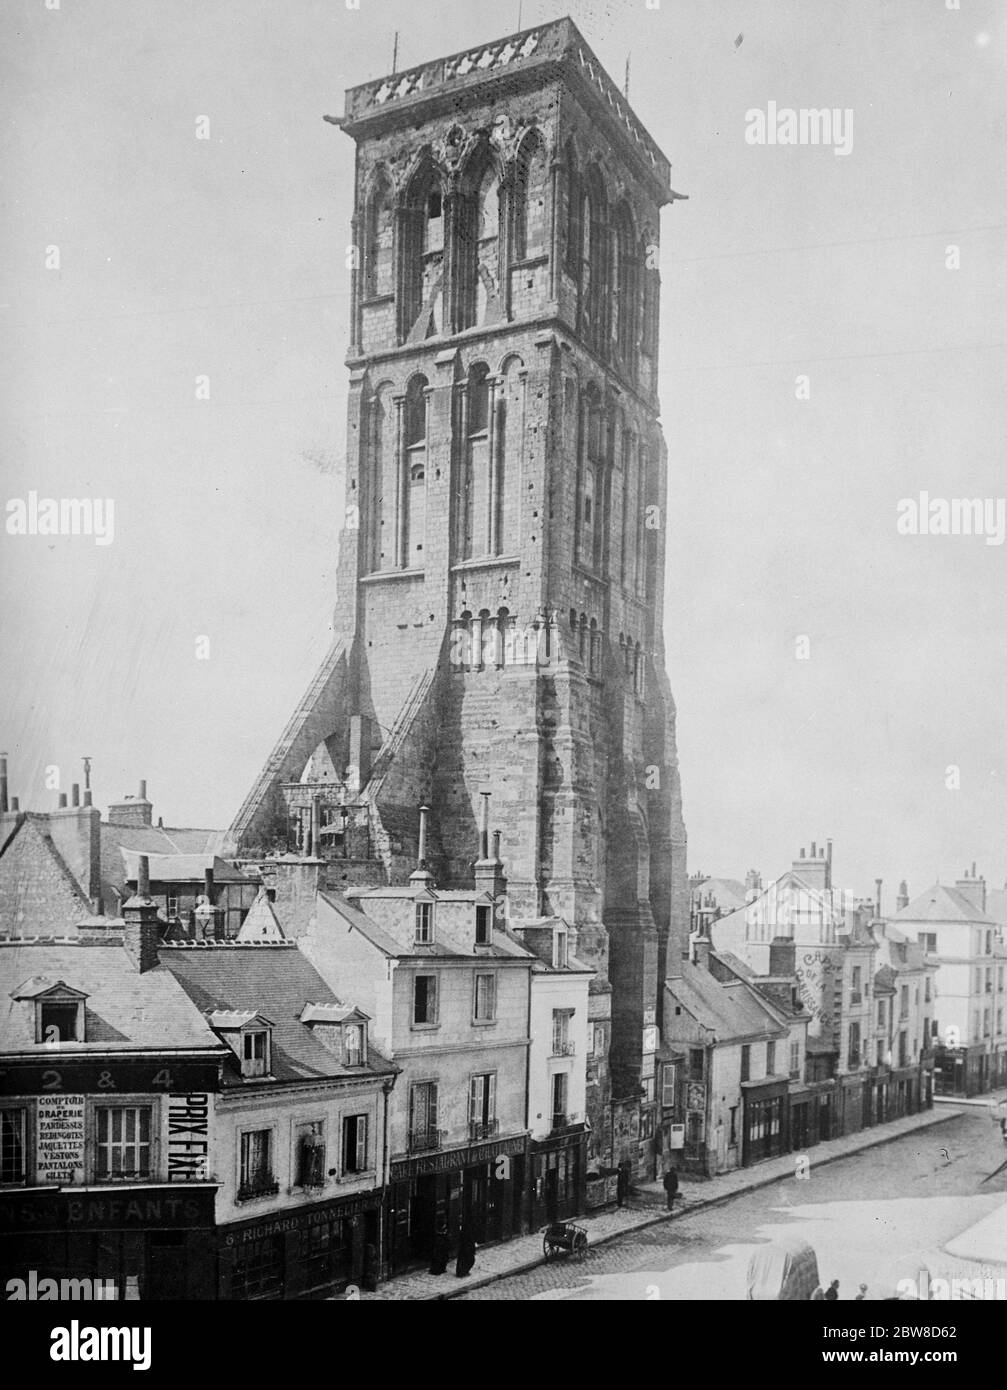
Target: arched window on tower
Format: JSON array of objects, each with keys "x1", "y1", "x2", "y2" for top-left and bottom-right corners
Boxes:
[
  {"x1": 579, "y1": 387, "x2": 606, "y2": 571},
  {"x1": 370, "y1": 383, "x2": 397, "y2": 573},
  {"x1": 461, "y1": 362, "x2": 491, "y2": 559},
  {"x1": 512, "y1": 130, "x2": 548, "y2": 262},
  {"x1": 403, "y1": 375, "x2": 428, "y2": 566},
  {"x1": 458, "y1": 150, "x2": 501, "y2": 330},
  {"x1": 564, "y1": 142, "x2": 581, "y2": 278},
  {"x1": 613, "y1": 202, "x2": 639, "y2": 372},
  {"x1": 400, "y1": 158, "x2": 444, "y2": 342},
  {"x1": 364, "y1": 170, "x2": 394, "y2": 300},
  {"x1": 581, "y1": 168, "x2": 609, "y2": 356},
  {"x1": 641, "y1": 224, "x2": 659, "y2": 362}
]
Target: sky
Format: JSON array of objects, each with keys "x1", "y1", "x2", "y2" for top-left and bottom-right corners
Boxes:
[{"x1": 1, "y1": 0, "x2": 1006, "y2": 909}]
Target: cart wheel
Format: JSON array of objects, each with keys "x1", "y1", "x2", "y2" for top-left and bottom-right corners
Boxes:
[{"x1": 573, "y1": 1232, "x2": 588, "y2": 1261}]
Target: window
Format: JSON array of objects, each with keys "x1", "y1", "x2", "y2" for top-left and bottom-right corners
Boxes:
[
  {"x1": 1, "y1": 1107, "x2": 26, "y2": 1185},
  {"x1": 475, "y1": 903, "x2": 491, "y2": 945},
  {"x1": 983, "y1": 1008, "x2": 992, "y2": 1038},
  {"x1": 96, "y1": 1106, "x2": 152, "y2": 1181},
  {"x1": 661, "y1": 1063, "x2": 677, "y2": 1108},
  {"x1": 689, "y1": 1048, "x2": 705, "y2": 1081},
  {"x1": 512, "y1": 130, "x2": 548, "y2": 261},
  {"x1": 740, "y1": 1045, "x2": 750, "y2": 1083},
  {"x1": 551, "y1": 1071, "x2": 569, "y2": 1130},
  {"x1": 409, "y1": 1082, "x2": 439, "y2": 1149},
  {"x1": 851, "y1": 966, "x2": 862, "y2": 1004},
  {"x1": 342, "y1": 1114, "x2": 369, "y2": 1174},
  {"x1": 242, "y1": 1029, "x2": 269, "y2": 1078},
  {"x1": 848, "y1": 1022, "x2": 861, "y2": 1069},
  {"x1": 296, "y1": 1121, "x2": 325, "y2": 1188},
  {"x1": 239, "y1": 1128, "x2": 276, "y2": 1199},
  {"x1": 399, "y1": 160, "x2": 443, "y2": 340},
  {"x1": 729, "y1": 1105, "x2": 738, "y2": 1147},
  {"x1": 468, "y1": 1073, "x2": 497, "y2": 1139},
  {"x1": 474, "y1": 973, "x2": 497, "y2": 1022},
  {"x1": 918, "y1": 932, "x2": 937, "y2": 953},
  {"x1": 766, "y1": 1040, "x2": 776, "y2": 1075},
  {"x1": 898, "y1": 1031, "x2": 908, "y2": 1067},
  {"x1": 38, "y1": 1000, "x2": 80, "y2": 1044},
  {"x1": 877, "y1": 998, "x2": 886, "y2": 1028},
  {"x1": 414, "y1": 901, "x2": 434, "y2": 944},
  {"x1": 925, "y1": 976, "x2": 932, "y2": 1003},
  {"x1": 900, "y1": 985, "x2": 909, "y2": 1021},
  {"x1": 789, "y1": 1039, "x2": 800, "y2": 1079},
  {"x1": 413, "y1": 974, "x2": 438, "y2": 1026},
  {"x1": 552, "y1": 1009, "x2": 573, "y2": 1056},
  {"x1": 554, "y1": 932, "x2": 569, "y2": 969},
  {"x1": 998, "y1": 1008, "x2": 1003, "y2": 1035},
  {"x1": 343, "y1": 1023, "x2": 365, "y2": 1067},
  {"x1": 986, "y1": 931, "x2": 993, "y2": 955},
  {"x1": 364, "y1": 171, "x2": 394, "y2": 299},
  {"x1": 591, "y1": 1023, "x2": 605, "y2": 1058}
]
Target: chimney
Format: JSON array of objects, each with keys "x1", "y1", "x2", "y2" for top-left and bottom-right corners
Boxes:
[
  {"x1": 955, "y1": 864, "x2": 987, "y2": 915},
  {"x1": 48, "y1": 801, "x2": 102, "y2": 906},
  {"x1": 10, "y1": 797, "x2": 18, "y2": 812},
  {"x1": 83, "y1": 790, "x2": 92, "y2": 807},
  {"x1": 768, "y1": 936, "x2": 796, "y2": 977},
  {"x1": 826, "y1": 839, "x2": 833, "y2": 890},
  {"x1": 58, "y1": 793, "x2": 68, "y2": 808},
  {"x1": 310, "y1": 794, "x2": 321, "y2": 859},
  {"x1": 410, "y1": 805, "x2": 435, "y2": 886},
  {"x1": 0, "y1": 752, "x2": 7, "y2": 813},
  {"x1": 690, "y1": 923, "x2": 711, "y2": 972},
  {"x1": 896, "y1": 879, "x2": 909, "y2": 912},
  {"x1": 874, "y1": 878, "x2": 883, "y2": 918},
  {"x1": 107, "y1": 781, "x2": 153, "y2": 828},
  {"x1": 745, "y1": 868, "x2": 762, "y2": 902},
  {"x1": 793, "y1": 841, "x2": 828, "y2": 891},
  {"x1": 475, "y1": 802, "x2": 507, "y2": 903},
  {"x1": 123, "y1": 854, "x2": 161, "y2": 972},
  {"x1": 71, "y1": 783, "x2": 80, "y2": 807}
]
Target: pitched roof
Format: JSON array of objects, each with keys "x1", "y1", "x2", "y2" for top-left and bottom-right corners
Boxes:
[
  {"x1": 893, "y1": 884, "x2": 997, "y2": 926},
  {"x1": 236, "y1": 892, "x2": 285, "y2": 942},
  {"x1": 0, "y1": 940, "x2": 223, "y2": 1053},
  {"x1": 692, "y1": 878, "x2": 749, "y2": 911},
  {"x1": 159, "y1": 943, "x2": 396, "y2": 1086},
  {"x1": 0, "y1": 818, "x2": 93, "y2": 935},
  {"x1": 665, "y1": 960, "x2": 786, "y2": 1043},
  {"x1": 120, "y1": 851, "x2": 253, "y2": 885},
  {"x1": 319, "y1": 891, "x2": 533, "y2": 960}
]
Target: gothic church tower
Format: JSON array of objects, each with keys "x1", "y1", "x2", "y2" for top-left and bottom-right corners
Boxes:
[{"x1": 231, "y1": 19, "x2": 689, "y2": 1168}]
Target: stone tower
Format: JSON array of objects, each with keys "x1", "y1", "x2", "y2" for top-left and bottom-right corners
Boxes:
[{"x1": 230, "y1": 18, "x2": 689, "y2": 1170}]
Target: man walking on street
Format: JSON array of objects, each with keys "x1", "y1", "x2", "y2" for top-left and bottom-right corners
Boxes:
[{"x1": 662, "y1": 1165, "x2": 679, "y2": 1212}]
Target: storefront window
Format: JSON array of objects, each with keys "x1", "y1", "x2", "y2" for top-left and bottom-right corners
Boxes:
[{"x1": 231, "y1": 1234, "x2": 284, "y2": 1300}]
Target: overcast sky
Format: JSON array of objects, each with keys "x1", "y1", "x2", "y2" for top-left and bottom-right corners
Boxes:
[{"x1": 2, "y1": 0, "x2": 1005, "y2": 908}]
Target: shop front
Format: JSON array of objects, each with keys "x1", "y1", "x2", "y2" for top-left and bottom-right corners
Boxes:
[
  {"x1": 218, "y1": 1189, "x2": 381, "y2": 1300},
  {"x1": 384, "y1": 1133, "x2": 526, "y2": 1277},
  {"x1": 529, "y1": 1125, "x2": 588, "y2": 1227},
  {"x1": 0, "y1": 1185, "x2": 218, "y2": 1300},
  {"x1": 741, "y1": 1078, "x2": 787, "y2": 1167}
]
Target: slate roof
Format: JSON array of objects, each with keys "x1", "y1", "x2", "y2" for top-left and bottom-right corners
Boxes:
[
  {"x1": 121, "y1": 852, "x2": 253, "y2": 885},
  {"x1": 692, "y1": 877, "x2": 749, "y2": 911},
  {"x1": 160, "y1": 943, "x2": 396, "y2": 1087},
  {"x1": 0, "y1": 939, "x2": 224, "y2": 1054},
  {"x1": 984, "y1": 888, "x2": 1007, "y2": 929},
  {"x1": 893, "y1": 884, "x2": 997, "y2": 926},
  {"x1": 320, "y1": 891, "x2": 533, "y2": 960},
  {"x1": 665, "y1": 960, "x2": 786, "y2": 1043}
]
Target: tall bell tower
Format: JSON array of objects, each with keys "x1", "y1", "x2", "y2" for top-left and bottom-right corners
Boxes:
[{"x1": 231, "y1": 18, "x2": 689, "y2": 1172}]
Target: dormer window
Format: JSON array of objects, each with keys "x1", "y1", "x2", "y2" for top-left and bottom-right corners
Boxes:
[
  {"x1": 415, "y1": 901, "x2": 434, "y2": 944},
  {"x1": 554, "y1": 932, "x2": 569, "y2": 970},
  {"x1": 344, "y1": 1023, "x2": 365, "y2": 1067},
  {"x1": 242, "y1": 1029, "x2": 269, "y2": 1078},
  {"x1": 39, "y1": 1000, "x2": 81, "y2": 1044},
  {"x1": 16, "y1": 982, "x2": 89, "y2": 1045},
  {"x1": 475, "y1": 904, "x2": 492, "y2": 946}
]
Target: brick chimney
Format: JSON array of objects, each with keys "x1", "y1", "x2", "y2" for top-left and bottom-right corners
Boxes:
[
  {"x1": 955, "y1": 862, "x2": 987, "y2": 915},
  {"x1": 48, "y1": 802, "x2": 102, "y2": 907},
  {"x1": 792, "y1": 841, "x2": 829, "y2": 891},
  {"x1": 473, "y1": 794, "x2": 507, "y2": 902},
  {"x1": 123, "y1": 854, "x2": 161, "y2": 972},
  {"x1": 768, "y1": 936, "x2": 796, "y2": 977},
  {"x1": 690, "y1": 920, "x2": 712, "y2": 972},
  {"x1": 107, "y1": 779, "x2": 153, "y2": 828}
]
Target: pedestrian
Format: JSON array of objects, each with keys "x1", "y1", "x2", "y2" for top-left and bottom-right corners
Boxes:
[
  {"x1": 811, "y1": 1286, "x2": 825, "y2": 1301},
  {"x1": 662, "y1": 1165, "x2": 679, "y2": 1212},
  {"x1": 429, "y1": 1225, "x2": 450, "y2": 1276},
  {"x1": 361, "y1": 1243, "x2": 379, "y2": 1293},
  {"x1": 824, "y1": 1278, "x2": 840, "y2": 1301},
  {"x1": 855, "y1": 1283, "x2": 868, "y2": 1301},
  {"x1": 455, "y1": 1224, "x2": 477, "y2": 1278},
  {"x1": 616, "y1": 1158, "x2": 632, "y2": 1208}
]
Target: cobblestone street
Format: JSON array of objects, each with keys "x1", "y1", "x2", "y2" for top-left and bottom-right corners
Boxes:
[{"x1": 457, "y1": 1107, "x2": 1007, "y2": 1300}]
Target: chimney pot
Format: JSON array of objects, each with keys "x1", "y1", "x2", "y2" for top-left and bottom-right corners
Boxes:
[
  {"x1": 479, "y1": 791, "x2": 490, "y2": 860},
  {"x1": 204, "y1": 867, "x2": 215, "y2": 903},
  {"x1": 810, "y1": 841, "x2": 817, "y2": 858},
  {"x1": 83, "y1": 790, "x2": 92, "y2": 807},
  {"x1": 417, "y1": 805, "x2": 429, "y2": 869},
  {"x1": 139, "y1": 779, "x2": 147, "y2": 800},
  {"x1": 138, "y1": 854, "x2": 150, "y2": 898}
]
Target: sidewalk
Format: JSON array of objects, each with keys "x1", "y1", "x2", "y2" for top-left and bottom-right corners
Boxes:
[
  {"x1": 934, "y1": 1086, "x2": 1007, "y2": 1111},
  {"x1": 360, "y1": 1104, "x2": 962, "y2": 1300}
]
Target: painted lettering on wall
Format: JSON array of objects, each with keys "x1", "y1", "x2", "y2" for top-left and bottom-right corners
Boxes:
[
  {"x1": 35, "y1": 1095, "x2": 85, "y2": 1185},
  {"x1": 167, "y1": 1093, "x2": 209, "y2": 1182}
]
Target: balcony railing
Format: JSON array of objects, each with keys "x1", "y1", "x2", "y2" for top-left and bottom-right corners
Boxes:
[
  {"x1": 469, "y1": 1119, "x2": 499, "y2": 1142},
  {"x1": 237, "y1": 1176, "x2": 279, "y2": 1201},
  {"x1": 407, "y1": 1128, "x2": 444, "y2": 1154},
  {"x1": 551, "y1": 1041, "x2": 575, "y2": 1057}
]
